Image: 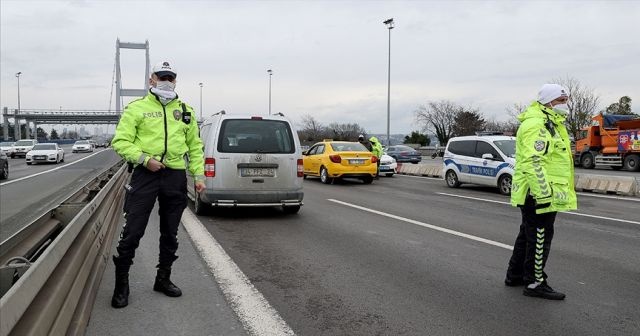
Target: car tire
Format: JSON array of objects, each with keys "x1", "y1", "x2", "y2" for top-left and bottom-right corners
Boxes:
[
  {"x1": 320, "y1": 166, "x2": 332, "y2": 184},
  {"x1": 194, "y1": 191, "x2": 211, "y2": 216},
  {"x1": 302, "y1": 174, "x2": 307, "y2": 179},
  {"x1": 498, "y1": 174, "x2": 512, "y2": 196},
  {"x1": 27, "y1": 162, "x2": 32, "y2": 165},
  {"x1": 283, "y1": 205, "x2": 301, "y2": 214},
  {"x1": 0, "y1": 163, "x2": 8, "y2": 180},
  {"x1": 361, "y1": 176, "x2": 374, "y2": 184},
  {"x1": 10, "y1": 153, "x2": 15, "y2": 159},
  {"x1": 385, "y1": 173, "x2": 394, "y2": 177},
  {"x1": 623, "y1": 154, "x2": 640, "y2": 172},
  {"x1": 580, "y1": 152, "x2": 595, "y2": 169},
  {"x1": 445, "y1": 170, "x2": 461, "y2": 188},
  {"x1": 72, "y1": 151, "x2": 76, "y2": 153},
  {"x1": 61, "y1": 155, "x2": 64, "y2": 163}
]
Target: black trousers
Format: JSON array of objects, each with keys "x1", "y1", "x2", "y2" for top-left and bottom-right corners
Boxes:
[
  {"x1": 506, "y1": 195, "x2": 557, "y2": 284},
  {"x1": 113, "y1": 166, "x2": 187, "y2": 271}
]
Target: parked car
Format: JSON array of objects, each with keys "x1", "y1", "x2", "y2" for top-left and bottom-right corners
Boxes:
[
  {"x1": 0, "y1": 152, "x2": 8, "y2": 180},
  {"x1": 72, "y1": 140, "x2": 93, "y2": 153},
  {"x1": 88, "y1": 140, "x2": 98, "y2": 149},
  {"x1": 303, "y1": 140, "x2": 377, "y2": 184},
  {"x1": 386, "y1": 145, "x2": 422, "y2": 164},
  {"x1": 11, "y1": 139, "x2": 38, "y2": 158},
  {"x1": 26, "y1": 143, "x2": 65, "y2": 165},
  {"x1": 442, "y1": 134, "x2": 515, "y2": 195},
  {"x1": 0, "y1": 142, "x2": 15, "y2": 157},
  {"x1": 379, "y1": 153, "x2": 397, "y2": 177},
  {"x1": 188, "y1": 112, "x2": 304, "y2": 215}
]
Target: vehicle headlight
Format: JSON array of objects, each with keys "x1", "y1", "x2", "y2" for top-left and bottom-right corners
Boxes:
[{"x1": 48, "y1": 154, "x2": 56, "y2": 157}]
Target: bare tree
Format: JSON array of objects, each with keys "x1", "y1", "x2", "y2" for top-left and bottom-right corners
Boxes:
[
  {"x1": 415, "y1": 100, "x2": 459, "y2": 145},
  {"x1": 505, "y1": 102, "x2": 527, "y2": 120},
  {"x1": 484, "y1": 118, "x2": 519, "y2": 135},
  {"x1": 552, "y1": 76, "x2": 600, "y2": 140},
  {"x1": 327, "y1": 122, "x2": 367, "y2": 141}
]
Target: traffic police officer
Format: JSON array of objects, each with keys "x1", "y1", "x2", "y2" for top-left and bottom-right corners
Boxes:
[
  {"x1": 505, "y1": 83, "x2": 577, "y2": 300},
  {"x1": 369, "y1": 136, "x2": 383, "y2": 178},
  {"x1": 110, "y1": 61, "x2": 205, "y2": 308}
]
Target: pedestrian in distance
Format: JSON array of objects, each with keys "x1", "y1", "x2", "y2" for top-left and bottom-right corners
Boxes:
[
  {"x1": 110, "y1": 60, "x2": 206, "y2": 308},
  {"x1": 505, "y1": 83, "x2": 577, "y2": 300}
]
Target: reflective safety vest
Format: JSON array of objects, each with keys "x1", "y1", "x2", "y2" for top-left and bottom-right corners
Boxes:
[
  {"x1": 112, "y1": 91, "x2": 205, "y2": 179},
  {"x1": 510, "y1": 101, "x2": 577, "y2": 214},
  {"x1": 369, "y1": 136, "x2": 383, "y2": 158}
]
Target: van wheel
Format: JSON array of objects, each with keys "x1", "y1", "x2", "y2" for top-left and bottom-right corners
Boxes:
[
  {"x1": 283, "y1": 205, "x2": 301, "y2": 214},
  {"x1": 623, "y1": 154, "x2": 640, "y2": 172},
  {"x1": 320, "y1": 167, "x2": 332, "y2": 184},
  {"x1": 445, "y1": 170, "x2": 460, "y2": 188},
  {"x1": 498, "y1": 174, "x2": 512, "y2": 195},
  {"x1": 580, "y1": 152, "x2": 595, "y2": 169},
  {"x1": 194, "y1": 192, "x2": 211, "y2": 215}
]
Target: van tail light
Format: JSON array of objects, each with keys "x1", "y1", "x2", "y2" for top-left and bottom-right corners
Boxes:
[
  {"x1": 204, "y1": 157, "x2": 216, "y2": 177},
  {"x1": 329, "y1": 155, "x2": 341, "y2": 163},
  {"x1": 297, "y1": 159, "x2": 304, "y2": 177},
  {"x1": 371, "y1": 156, "x2": 378, "y2": 163}
]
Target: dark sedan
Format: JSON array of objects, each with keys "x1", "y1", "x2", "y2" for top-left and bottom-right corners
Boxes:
[{"x1": 386, "y1": 145, "x2": 422, "y2": 164}]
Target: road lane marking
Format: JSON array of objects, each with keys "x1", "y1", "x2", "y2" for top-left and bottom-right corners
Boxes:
[
  {"x1": 0, "y1": 149, "x2": 106, "y2": 186},
  {"x1": 576, "y1": 192, "x2": 640, "y2": 202},
  {"x1": 327, "y1": 198, "x2": 513, "y2": 250},
  {"x1": 437, "y1": 192, "x2": 640, "y2": 226},
  {"x1": 181, "y1": 209, "x2": 296, "y2": 336}
]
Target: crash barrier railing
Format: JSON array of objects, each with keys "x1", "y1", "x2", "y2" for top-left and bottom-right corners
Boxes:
[
  {"x1": 397, "y1": 163, "x2": 639, "y2": 196},
  {"x1": 0, "y1": 161, "x2": 127, "y2": 336}
]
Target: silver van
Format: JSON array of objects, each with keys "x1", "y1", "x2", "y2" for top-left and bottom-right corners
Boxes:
[{"x1": 187, "y1": 112, "x2": 304, "y2": 214}]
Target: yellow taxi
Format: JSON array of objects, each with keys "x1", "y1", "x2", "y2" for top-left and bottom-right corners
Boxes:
[{"x1": 302, "y1": 140, "x2": 378, "y2": 184}]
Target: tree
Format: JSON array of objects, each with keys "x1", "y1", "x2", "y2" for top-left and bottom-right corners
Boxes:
[
  {"x1": 36, "y1": 127, "x2": 48, "y2": 140},
  {"x1": 404, "y1": 131, "x2": 430, "y2": 146},
  {"x1": 414, "y1": 100, "x2": 459, "y2": 145},
  {"x1": 453, "y1": 109, "x2": 485, "y2": 136},
  {"x1": 298, "y1": 114, "x2": 325, "y2": 142},
  {"x1": 296, "y1": 115, "x2": 367, "y2": 143},
  {"x1": 552, "y1": 76, "x2": 600, "y2": 140},
  {"x1": 327, "y1": 122, "x2": 366, "y2": 141},
  {"x1": 50, "y1": 128, "x2": 60, "y2": 140},
  {"x1": 67, "y1": 131, "x2": 79, "y2": 139},
  {"x1": 605, "y1": 96, "x2": 634, "y2": 115}
]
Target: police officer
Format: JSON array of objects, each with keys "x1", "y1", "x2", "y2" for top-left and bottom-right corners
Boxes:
[
  {"x1": 110, "y1": 60, "x2": 205, "y2": 308},
  {"x1": 368, "y1": 136, "x2": 383, "y2": 178},
  {"x1": 505, "y1": 84, "x2": 577, "y2": 300},
  {"x1": 358, "y1": 134, "x2": 373, "y2": 151}
]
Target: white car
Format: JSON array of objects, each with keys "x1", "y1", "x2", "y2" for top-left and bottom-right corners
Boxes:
[
  {"x1": 26, "y1": 143, "x2": 65, "y2": 165},
  {"x1": 11, "y1": 139, "x2": 38, "y2": 158},
  {"x1": 0, "y1": 142, "x2": 15, "y2": 157},
  {"x1": 72, "y1": 140, "x2": 93, "y2": 153},
  {"x1": 443, "y1": 134, "x2": 515, "y2": 195},
  {"x1": 379, "y1": 153, "x2": 397, "y2": 177}
]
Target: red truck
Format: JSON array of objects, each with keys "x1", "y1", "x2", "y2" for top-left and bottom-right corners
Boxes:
[{"x1": 574, "y1": 113, "x2": 640, "y2": 172}]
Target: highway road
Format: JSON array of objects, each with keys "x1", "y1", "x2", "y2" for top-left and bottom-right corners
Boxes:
[
  {"x1": 0, "y1": 146, "x2": 122, "y2": 240},
  {"x1": 194, "y1": 175, "x2": 639, "y2": 336}
]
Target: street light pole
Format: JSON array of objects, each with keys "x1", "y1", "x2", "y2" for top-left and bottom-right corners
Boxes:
[
  {"x1": 384, "y1": 18, "x2": 394, "y2": 147},
  {"x1": 267, "y1": 69, "x2": 273, "y2": 115},
  {"x1": 15, "y1": 72, "x2": 22, "y2": 114},
  {"x1": 199, "y1": 82, "x2": 203, "y2": 121}
]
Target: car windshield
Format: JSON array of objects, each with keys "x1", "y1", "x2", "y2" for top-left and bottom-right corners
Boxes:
[
  {"x1": 0, "y1": 142, "x2": 14, "y2": 146},
  {"x1": 14, "y1": 140, "x2": 34, "y2": 146},
  {"x1": 218, "y1": 119, "x2": 295, "y2": 153},
  {"x1": 330, "y1": 142, "x2": 368, "y2": 152},
  {"x1": 75, "y1": 141, "x2": 89, "y2": 145},
  {"x1": 493, "y1": 140, "x2": 516, "y2": 158},
  {"x1": 32, "y1": 144, "x2": 56, "y2": 150}
]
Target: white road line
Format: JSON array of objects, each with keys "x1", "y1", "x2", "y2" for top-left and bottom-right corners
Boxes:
[
  {"x1": 576, "y1": 192, "x2": 640, "y2": 202},
  {"x1": 0, "y1": 150, "x2": 106, "y2": 186},
  {"x1": 181, "y1": 209, "x2": 295, "y2": 336},
  {"x1": 437, "y1": 192, "x2": 640, "y2": 226},
  {"x1": 327, "y1": 198, "x2": 513, "y2": 250}
]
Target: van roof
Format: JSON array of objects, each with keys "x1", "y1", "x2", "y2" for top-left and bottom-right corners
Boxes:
[
  {"x1": 449, "y1": 135, "x2": 515, "y2": 142},
  {"x1": 202, "y1": 113, "x2": 290, "y2": 125}
]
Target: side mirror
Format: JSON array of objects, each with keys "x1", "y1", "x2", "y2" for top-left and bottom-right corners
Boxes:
[{"x1": 481, "y1": 153, "x2": 494, "y2": 160}]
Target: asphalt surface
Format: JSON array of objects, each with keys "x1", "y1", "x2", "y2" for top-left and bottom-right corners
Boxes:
[
  {"x1": 0, "y1": 146, "x2": 121, "y2": 240},
  {"x1": 195, "y1": 175, "x2": 639, "y2": 336}
]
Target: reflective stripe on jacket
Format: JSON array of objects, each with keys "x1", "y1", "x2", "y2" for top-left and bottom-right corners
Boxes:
[
  {"x1": 510, "y1": 101, "x2": 577, "y2": 214},
  {"x1": 112, "y1": 91, "x2": 205, "y2": 179}
]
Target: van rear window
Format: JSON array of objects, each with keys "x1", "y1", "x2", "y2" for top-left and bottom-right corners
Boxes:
[{"x1": 217, "y1": 119, "x2": 295, "y2": 153}]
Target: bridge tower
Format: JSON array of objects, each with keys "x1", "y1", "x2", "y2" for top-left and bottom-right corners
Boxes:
[{"x1": 115, "y1": 39, "x2": 150, "y2": 113}]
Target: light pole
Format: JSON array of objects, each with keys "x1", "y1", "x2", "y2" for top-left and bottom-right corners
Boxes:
[
  {"x1": 384, "y1": 18, "x2": 394, "y2": 147},
  {"x1": 198, "y1": 82, "x2": 203, "y2": 121},
  {"x1": 15, "y1": 72, "x2": 22, "y2": 114},
  {"x1": 267, "y1": 69, "x2": 273, "y2": 115}
]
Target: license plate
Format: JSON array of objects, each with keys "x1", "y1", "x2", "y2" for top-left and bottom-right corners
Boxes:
[
  {"x1": 240, "y1": 168, "x2": 275, "y2": 177},
  {"x1": 349, "y1": 159, "x2": 365, "y2": 165},
  {"x1": 380, "y1": 165, "x2": 391, "y2": 171},
  {"x1": 35, "y1": 156, "x2": 46, "y2": 160}
]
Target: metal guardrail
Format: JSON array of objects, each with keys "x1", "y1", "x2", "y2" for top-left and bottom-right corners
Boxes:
[{"x1": 0, "y1": 161, "x2": 127, "y2": 336}]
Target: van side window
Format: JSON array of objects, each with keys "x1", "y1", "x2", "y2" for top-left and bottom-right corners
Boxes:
[
  {"x1": 475, "y1": 141, "x2": 502, "y2": 160},
  {"x1": 448, "y1": 140, "x2": 476, "y2": 157}
]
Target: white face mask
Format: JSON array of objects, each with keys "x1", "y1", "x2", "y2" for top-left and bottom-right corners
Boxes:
[
  {"x1": 552, "y1": 103, "x2": 569, "y2": 115},
  {"x1": 155, "y1": 80, "x2": 176, "y2": 92}
]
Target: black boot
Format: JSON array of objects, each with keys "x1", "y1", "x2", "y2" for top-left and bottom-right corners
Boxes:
[
  {"x1": 111, "y1": 270, "x2": 130, "y2": 308},
  {"x1": 153, "y1": 268, "x2": 182, "y2": 297},
  {"x1": 523, "y1": 282, "x2": 566, "y2": 300}
]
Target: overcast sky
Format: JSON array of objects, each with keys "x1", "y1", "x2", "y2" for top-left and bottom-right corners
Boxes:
[{"x1": 1, "y1": 0, "x2": 638, "y2": 135}]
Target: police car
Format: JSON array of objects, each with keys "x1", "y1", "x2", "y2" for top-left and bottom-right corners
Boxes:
[{"x1": 442, "y1": 133, "x2": 515, "y2": 195}]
